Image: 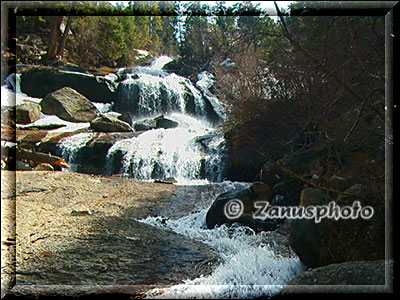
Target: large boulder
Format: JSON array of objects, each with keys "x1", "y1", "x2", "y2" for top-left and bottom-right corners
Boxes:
[
  {"x1": 289, "y1": 184, "x2": 385, "y2": 268},
  {"x1": 155, "y1": 115, "x2": 179, "y2": 129},
  {"x1": 20, "y1": 66, "x2": 118, "y2": 103},
  {"x1": 205, "y1": 182, "x2": 277, "y2": 232},
  {"x1": 133, "y1": 115, "x2": 179, "y2": 132},
  {"x1": 133, "y1": 118, "x2": 157, "y2": 131},
  {"x1": 281, "y1": 260, "x2": 391, "y2": 293},
  {"x1": 41, "y1": 87, "x2": 99, "y2": 122},
  {"x1": 15, "y1": 101, "x2": 41, "y2": 124},
  {"x1": 90, "y1": 114, "x2": 133, "y2": 132}
]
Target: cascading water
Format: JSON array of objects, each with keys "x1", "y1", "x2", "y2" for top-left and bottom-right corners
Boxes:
[
  {"x1": 114, "y1": 57, "x2": 223, "y2": 123},
  {"x1": 57, "y1": 132, "x2": 96, "y2": 172},
  {"x1": 105, "y1": 113, "x2": 226, "y2": 184},
  {"x1": 138, "y1": 181, "x2": 305, "y2": 299},
  {"x1": 104, "y1": 56, "x2": 228, "y2": 184}
]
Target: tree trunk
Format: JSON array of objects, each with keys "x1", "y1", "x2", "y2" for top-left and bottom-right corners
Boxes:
[
  {"x1": 57, "y1": 16, "x2": 73, "y2": 58},
  {"x1": 16, "y1": 148, "x2": 70, "y2": 169},
  {"x1": 45, "y1": 16, "x2": 63, "y2": 61}
]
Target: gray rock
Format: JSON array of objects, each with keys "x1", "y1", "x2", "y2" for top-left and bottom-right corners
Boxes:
[
  {"x1": 16, "y1": 160, "x2": 31, "y2": 171},
  {"x1": 155, "y1": 115, "x2": 179, "y2": 129},
  {"x1": 90, "y1": 113, "x2": 133, "y2": 132},
  {"x1": 8, "y1": 171, "x2": 217, "y2": 298},
  {"x1": 289, "y1": 184, "x2": 385, "y2": 268},
  {"x1": 281, "y1": 260, "x2": 392, "y2": 293},
  {"x1": 15, "y1": 101, "x2": 41, "y2": 124},
  {"x1": 133, "y1": 115, "x2": 179, "y2": 132},
  {"x1": 117, "y1": 112, "x2": 134, "y2": 125},
  {"x1": 104, "y1": 111, "x2": 121, "y2": 119},
  {"x1": 134, "y1": 118, "x2": 157, "y2": 131},
  {"x1": 299, "y1": 187, "x2": 326, "y2": 206},
  {"x1": 289, "y1": 218, "x2": 324, "y2": 268},
  {"x1": 41, "y1": 87, "x2": 99, "y2": 122},
  {"x1": 206, "y1": 181, "x2": 277, "y2": 232}
]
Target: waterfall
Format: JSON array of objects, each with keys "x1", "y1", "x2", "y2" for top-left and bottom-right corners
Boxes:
[
  {"x1": 57, "y1": 132, "x2": 96, "y2": 172},
  {"x1": 104, "y1": 56, "x2": 227, "y2": 184},
  {"x1": 43, "y1": 56, "x2": 228, "y2": 183},
  {"x1": 114, "y1": 57, "x2": 222, "y2": 123},
  {"x1": 1, "y1": 73, "x2": 42, "y2": 106},
  {"x1": 106, "y1": 113, "x2": 226, "y2": 184},
  {"x1": 149, "y1": 55, "x2": 174, "y2": 70}
]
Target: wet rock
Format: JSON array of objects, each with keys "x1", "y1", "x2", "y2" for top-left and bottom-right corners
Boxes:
[
  {"x1": 117, "y1": 112, "x2": 134, "y2": 125},
  {"x1": 281, "y1": 260, "x2": 392, "y2": 293},
  {"x1": 15, "y1": 101, "x2": 41, "y2": 124},
  {"x1": 206, "y1": 181, "x2": 277, "y2": 232},
  {"x1": 30, "y1": 131, "x2": 142, "y2": 175},
  {"x1": 90, "y1": 113, "x2": 133, "y2": 132},
  {"x1": 134, "y1": 118, "x2": 157, "y2": 131},
  {"x1": 133, "y1": 115, "x2": 179, "y2": 132},
  {"x1": 155, "y1": 115, "x2": 179, "y2": 129},
  {"x1": 155, "y1": 177, "x2": 178, "y2": 184},
  {"x1": 66, "y1": 131, "x2": 143, "y2": 175},
  {"x1": 41, "y1": 87, "x2": 99, "y2": 122},
  {"x1": 17, "y1": 129, "x2": 86, "y2": 155}
]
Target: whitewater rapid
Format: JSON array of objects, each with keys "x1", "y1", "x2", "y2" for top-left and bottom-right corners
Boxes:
[{"x1": 138, "y1": 182, "x2": 305, "y2": 299}]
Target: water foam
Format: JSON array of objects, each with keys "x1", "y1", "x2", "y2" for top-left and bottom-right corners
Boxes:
[
  {"x1": 140, "y1": 207, "x2": 305, "y2": 298},
  {"x1": 57, "y1": 132, "x2": 96, "y2": 171},
  {"x1": 106, "y1": 113, "x2": 225, "y2": 183}
]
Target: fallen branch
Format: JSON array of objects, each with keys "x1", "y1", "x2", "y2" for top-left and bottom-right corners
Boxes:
[{"x1": 16, "y1": 148, "x2": 70, "y2": 169}]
